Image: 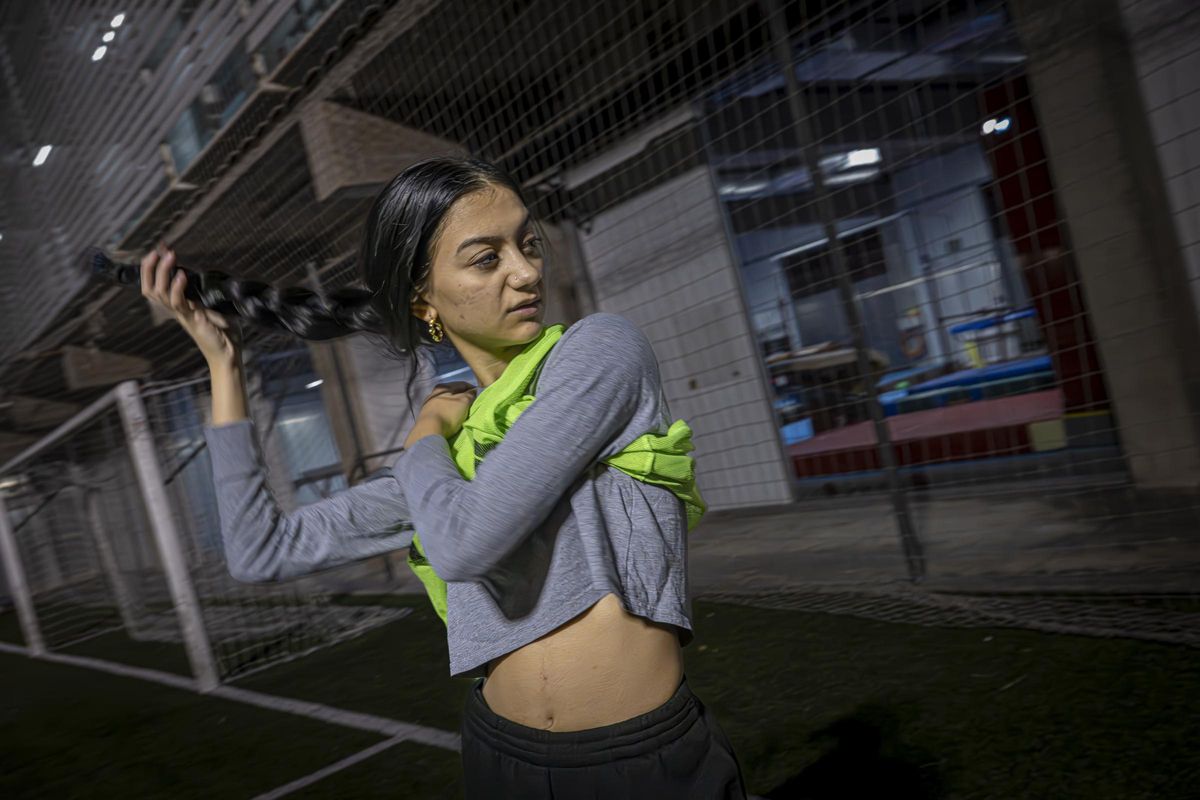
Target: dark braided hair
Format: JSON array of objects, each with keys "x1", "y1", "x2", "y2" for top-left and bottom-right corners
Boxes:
[{"x1": 91, "y1": 156, "x2": 544, "y2": 419}]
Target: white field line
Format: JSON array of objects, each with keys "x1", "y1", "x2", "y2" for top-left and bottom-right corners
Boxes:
[
  {"x1": 251, "y1": 735, "x2": 410, "y2": 799},
  {"x1": 0, "y1": 642, "x2": 460, "y2": 753},
  {"x1": 212, "y1": 684, "x2": 460, "y2": 750}
]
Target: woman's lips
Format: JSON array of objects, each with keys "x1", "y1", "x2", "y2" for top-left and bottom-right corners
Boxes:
[{"x1": 510, "y1": 300, "x2": 541, "y2": 316}]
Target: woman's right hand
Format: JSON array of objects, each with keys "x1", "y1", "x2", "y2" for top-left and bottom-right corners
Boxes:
[
  {"x1": 141, "y1": 243, "x2": 240, "y2": 368},
  {"x1": 418, "y1": 381, "x2": 479, "y2": 438}
]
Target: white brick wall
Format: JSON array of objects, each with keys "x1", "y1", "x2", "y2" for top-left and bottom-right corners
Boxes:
[{"x1": 580, "y1": 166, "x2": 794, "y2": 510}]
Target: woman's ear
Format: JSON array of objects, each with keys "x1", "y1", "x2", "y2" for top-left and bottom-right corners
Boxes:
[
  {"x1": 410, "y1": 299, "x2": 429, "y2": 322},
  {"x1": 410, "y1": 286, "x2": 433, "y2": 322}
]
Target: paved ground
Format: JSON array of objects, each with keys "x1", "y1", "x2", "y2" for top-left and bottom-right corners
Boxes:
[
  {"x1": 689, "y1": 480, "x2": 1200, "y2": 594},
  {"x1": 319, "y1": 478, "x2": 1200, "y2": 597}
]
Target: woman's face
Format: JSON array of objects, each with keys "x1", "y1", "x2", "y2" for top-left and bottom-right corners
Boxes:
[{"x1": 411, "y1": 183, "x2": 545, "y2": 350}]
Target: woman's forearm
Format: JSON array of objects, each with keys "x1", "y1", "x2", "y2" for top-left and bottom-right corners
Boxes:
[{"x1": 209, "y1": 356, "x2": 249, "y2": 426}]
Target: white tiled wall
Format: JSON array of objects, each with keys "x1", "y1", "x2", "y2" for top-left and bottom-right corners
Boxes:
[{"x1": 579, "y1": 166, "x2": 794, "y2": 510}]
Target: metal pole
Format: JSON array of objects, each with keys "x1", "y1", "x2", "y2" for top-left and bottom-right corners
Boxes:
[
  {"x1": 0, "y1": 492, "x2": 45, "y2": 655},
  {"x1": 114, "y1": 380, "x2": 219, "y2": 690},
  {"x1": 762, "y1": 0, "x2": 925, "y2": 581},
  {"x1": 68, "y1": 463, "x2": 143, "y2": 636}
]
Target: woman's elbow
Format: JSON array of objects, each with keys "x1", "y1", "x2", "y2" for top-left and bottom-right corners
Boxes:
[
  {"x1": 226, "y1": 559, "x2": 276, "y2": 584},
  {"x1": 218, "y1": 514, "x2": 296, "y2": 584},
  {"x1": 223, "y1": 543, "x2": 286, "y2": 584}
]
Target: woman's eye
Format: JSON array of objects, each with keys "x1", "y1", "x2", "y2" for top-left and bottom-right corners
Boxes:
[{"x1": 473, "y1": 238, "x2": 541, "y2": 268}]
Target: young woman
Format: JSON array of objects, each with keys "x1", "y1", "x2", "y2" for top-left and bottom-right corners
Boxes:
[{"x1": 140, "y1": 157, "x2": 747, "y2": 798}]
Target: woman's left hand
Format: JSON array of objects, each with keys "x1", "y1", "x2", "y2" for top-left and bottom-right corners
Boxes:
[{"x1": 418, "y1": 381, "x2": 478, "y2": 438}]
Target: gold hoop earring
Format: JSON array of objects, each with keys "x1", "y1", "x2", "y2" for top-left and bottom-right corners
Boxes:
[{"x1": 428, "y1": 317, "x2": 444, "y2": 343}]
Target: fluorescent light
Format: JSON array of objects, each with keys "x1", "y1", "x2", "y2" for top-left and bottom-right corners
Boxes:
[
  {"x1": 33, "y1": 145, "x2": 51, "y2": 166},
  {"x1": 819, "y1": 147, "x2": 884, "y2": 174},
  {"x1": 111, "y1": 13, "x2": 125, "y2": 27},
  {"x1": 437, "y1": 365, "x2": 473, "y2": 380},
  {"x1": 305, "y1": 379, "x2": 324, "y2": 389},
  {"x1": 773, "y1": 237, "x2": 829, "y2": 260},
  {"x1": 824, "y1": 168, "x2": 879, "y2": 185},
  {"x1": 103, "y1": 31, "x2": 115, "y2": 42},
  {"x1": 719, "y1": 180, "x2": 770, "y2": 196},
  {"x1": 280, "y1": 414, "x2": 319, "y2": 425},
  {"x1": 856, "y1": 262, "x2": 979, "y2": 300},
  {"x1": 845, "y1": 148, "x2": 881, "y2": 167},
  {"x1": 92, "y1": 45, "x2": 107, "y2": 61},
  {"x1": 981, "y1": 117, "x2": 1012, "y2": 135}
]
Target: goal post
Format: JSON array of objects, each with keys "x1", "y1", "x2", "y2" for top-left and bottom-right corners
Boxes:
[
  {"x1": 114, "y1": 380, "x2": 219, "y2": 691},
  {"x1": 0, "y1": 374, "x2": 409, "y2": 686},
  {"x1": 0, "y1": 490, "x2": 45, "y2": 656}
]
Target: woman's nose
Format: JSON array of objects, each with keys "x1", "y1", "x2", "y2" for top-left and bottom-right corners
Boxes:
[{"x1": 511, "y1": 255, "x2": 540, "y2": 284}]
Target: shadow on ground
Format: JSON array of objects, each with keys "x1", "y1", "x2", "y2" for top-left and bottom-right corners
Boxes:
[{"x1": 763, "y1": 703, "x2": 943, "y2": 799}]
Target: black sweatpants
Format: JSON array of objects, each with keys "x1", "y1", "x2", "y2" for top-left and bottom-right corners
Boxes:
[{"x1": 460, "y1": 674, "x2": 747, "y2": 799}]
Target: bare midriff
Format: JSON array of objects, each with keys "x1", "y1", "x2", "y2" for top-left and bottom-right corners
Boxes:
[{"x1": 480, "y1": 593, "x2": 684, "y2": 732}]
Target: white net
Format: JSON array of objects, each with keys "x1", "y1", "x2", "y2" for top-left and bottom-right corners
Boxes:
[{"x1": 0, "y1": 384, "x2": 408, "y2": 682}]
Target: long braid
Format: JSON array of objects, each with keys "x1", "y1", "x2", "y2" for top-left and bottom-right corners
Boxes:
[
  {"x1": 86, "y1": 247, "x2": 385, "y2": 341},
  {"x1": 89, "y1": 156, "x2": 539, "y2": 419}
]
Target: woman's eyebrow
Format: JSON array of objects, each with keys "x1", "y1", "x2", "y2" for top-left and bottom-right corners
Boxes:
[{"x1": 456, "y1": 213, "x2": 533, "y2": 254}]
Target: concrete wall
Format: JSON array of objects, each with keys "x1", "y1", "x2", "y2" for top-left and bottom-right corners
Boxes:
[
  {"x1": 1120, "y1": 0, "x2": 1200, "y2": 316},
  {"x1": 1011, "y1": 0, "x2": 1200, "y2": 488}
]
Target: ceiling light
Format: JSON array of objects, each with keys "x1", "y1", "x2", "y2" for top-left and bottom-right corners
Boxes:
[
  {"x1": 845, "y1": 148, "x2": 881, "y2": 167},
  {"x1": 92, "y1": 45, "x2": 107, "y2": 61},
  {"x1": 33, "y1": 145, "x2": 52, "y2": 166},
  {"x1": 103, "y1": 31, "x2": 115, "y2": 42},
  {"x1": 111, "y1": 13, "x2": 125, "y2": 27},
  {"x1": 305, "y1": 379, "x2": 324, "y2": 389}
]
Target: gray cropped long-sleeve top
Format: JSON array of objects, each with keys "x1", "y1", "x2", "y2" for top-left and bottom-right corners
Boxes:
[{"x1": 203, "y1": 312, "x2": 693, "y2": 676}]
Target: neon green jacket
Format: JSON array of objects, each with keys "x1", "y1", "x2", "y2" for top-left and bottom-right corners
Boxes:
[{"x1": 406, "y1": 322, "x2": 706, "y2": 624}]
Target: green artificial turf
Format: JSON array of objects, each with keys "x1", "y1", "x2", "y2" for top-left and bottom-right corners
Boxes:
[
  {"x1": 0, "y1": 651, "x2": 444, "y2": 799},
  {"x1": 684, "y1": 601, "x2": 1200, "y2": 799}
]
